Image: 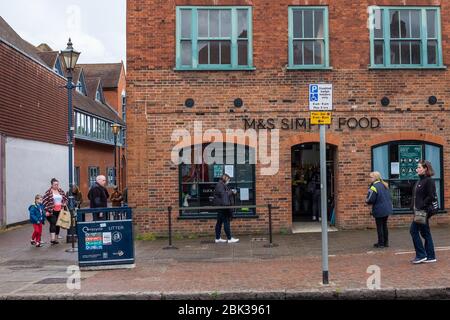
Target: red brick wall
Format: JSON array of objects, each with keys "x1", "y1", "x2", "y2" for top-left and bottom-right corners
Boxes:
[
  {"x1": 103, "y1": 66, "x2": 127, "y2": 190},
  {"x1": 103, "y1": 65, "x2": 126, "y2": 116},
  {"x1": 74, "y1": 139, "x2": 116, "y2": 203},
  {"x1": 127, "y1": 0, "x2": 450, "y2": 235},
  {"x1": 0, "y1": 41, "x2": 67, "y2": 145}
]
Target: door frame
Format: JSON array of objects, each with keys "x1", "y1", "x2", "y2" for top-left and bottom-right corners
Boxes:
[{"x1": 291, "y1": 142, "x2": 337, "y2": 222}]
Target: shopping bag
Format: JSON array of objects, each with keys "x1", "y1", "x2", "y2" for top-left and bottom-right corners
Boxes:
[{"x1": 56, "y1": 208, "x2": 71, "y2": 229}]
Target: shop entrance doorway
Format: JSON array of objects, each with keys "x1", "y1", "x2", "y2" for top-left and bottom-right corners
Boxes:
[{"x1": 291, "y1": 143, "x2": 336, "y2": 228}]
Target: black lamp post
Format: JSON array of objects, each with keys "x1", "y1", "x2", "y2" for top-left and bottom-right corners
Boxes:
[
  {"x1": 111, "y1": 123, "x2": 122, "y2": 188},
  {"x1": 60, "y1": 38, "x2": 81, "y2": 252}
]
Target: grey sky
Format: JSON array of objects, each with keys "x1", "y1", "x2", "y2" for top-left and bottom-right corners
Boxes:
[{"x1": 0, "y1": 0, "x2": 126, "y2": 65}]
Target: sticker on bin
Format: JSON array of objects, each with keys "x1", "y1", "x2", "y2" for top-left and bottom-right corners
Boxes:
[{"x1": 103, "y1": 232, "x2": 112, "y2": 245}]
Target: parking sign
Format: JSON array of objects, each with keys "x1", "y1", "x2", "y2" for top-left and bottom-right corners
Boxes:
[{"x1": 309, "y1": 84, "x2": 333, "y2": 111}]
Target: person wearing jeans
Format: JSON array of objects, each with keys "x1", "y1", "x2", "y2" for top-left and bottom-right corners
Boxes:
[
  {"x1": 410, "y1": 160, "x2": 437, "y2": 264},
  {"x1": 215, "y1": 209, "x2": 232, "y2": 241},
  {"x1": 213, "y1": 174, "x2": 239, "y2": 244},
  {"x1": 366, "y1": 171, "x2": 393, "y2": 248},
  {"x1": 410, "y1": 221, "x2": 435, "y2": 263}
]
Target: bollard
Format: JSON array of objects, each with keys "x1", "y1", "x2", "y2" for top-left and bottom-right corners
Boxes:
[
  {"x1": 264, "y1": 203, "x2": 278, "y2": 248},
  {"x1": 163, "y1": 206, "x2": 178, "y2": 250}
]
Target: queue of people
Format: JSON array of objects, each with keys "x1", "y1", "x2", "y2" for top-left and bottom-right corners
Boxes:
[
  {"x1": 28, "y1": 163, "x2": 439, "y2": 266},
  {"x1": 365, "y1": 160, "x2": 438, "y2": 264},
  {"x1": 28, "y1": 175, "x2": 127, "y2": 247}
]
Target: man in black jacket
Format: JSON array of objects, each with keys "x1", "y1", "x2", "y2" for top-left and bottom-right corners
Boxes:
[
  {"x1": 213, "y1": 174, "x2": 239, "y2": 244},
  {"x1": 88, "y1": 175, "x2": 109, "y2": 221}
]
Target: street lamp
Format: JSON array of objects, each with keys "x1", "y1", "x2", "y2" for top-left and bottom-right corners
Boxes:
[
  {"x1": 111, "y1": 123, "x2": 122, "y2": 188},
  {"x1": 60, "y1": 38, "x2": 81, "y2": 252}
]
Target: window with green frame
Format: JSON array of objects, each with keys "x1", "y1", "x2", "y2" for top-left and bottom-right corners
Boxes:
[
  {"x1": 372, "y1": 141, "x2": 444, "y2": 213},
  {"x1": 288, "y1": 7, "x2": 330, "y2": 69},
  {"x1": 176, "y1": 6, "x2": 253, "y2": 70},
  {"x1": 369, "y1": 6, "x2": 444, "y2": 68}
]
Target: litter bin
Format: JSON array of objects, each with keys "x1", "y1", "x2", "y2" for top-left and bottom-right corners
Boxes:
[{"x1": 76, "y1": 207, "x2": 135, "y2": 270}]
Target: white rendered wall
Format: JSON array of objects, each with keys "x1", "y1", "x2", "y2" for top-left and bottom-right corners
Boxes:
[{"x1": 5, "y1": 137, "x2": 70, "y2": 225}]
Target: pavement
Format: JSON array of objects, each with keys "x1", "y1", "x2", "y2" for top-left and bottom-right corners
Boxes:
[{"x1": 0, "y1": 223, "x2": 449, "y2": 300}]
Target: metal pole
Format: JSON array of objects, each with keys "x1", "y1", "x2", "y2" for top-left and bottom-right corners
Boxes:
[
  {"x1": 118, "y1": 135, "x2": 121, "y2": 190},
  {"x1": 168, "y1": 205, "x2": 172, "y2": 246},
  {"x1": 163, "y1": 206, "x2": 178, "y2": 249},
  {"x1": 114, "y1": 134, "x2": 117, "y2": 187},
  {"x1": 264, "y1": 203, "x2": 278, "y2": 248},
  {"x1": 320, "y1": 124, "x2": 329, "y2": 284},
  {"x1": 66, "y1": 73, "x2": 77, "y2": 252}
]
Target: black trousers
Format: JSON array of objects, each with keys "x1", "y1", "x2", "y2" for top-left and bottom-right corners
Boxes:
[
  {"x1": 375, "y1": 216, "x2": 389, "y2": 246},
  {"x1": 47, "y1": 211, "x2": 60, "y2": 235}
]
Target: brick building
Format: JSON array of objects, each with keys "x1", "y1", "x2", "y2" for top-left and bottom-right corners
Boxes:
[
  {"x1": 127, "y1": 0, "x2": 450, "y2": 236},
  {"x1": 76, "y1": 63, "x2": 128, "y2": 194},
  {"x1": 0, "y1": 16, "x2": 127, "y2": 226},
  {"x1": 66, "y1": 62, "x2": 127, "y2": 200},
  {"x1": 0, "y1": 17, "x2": 68, "y2": 225}
]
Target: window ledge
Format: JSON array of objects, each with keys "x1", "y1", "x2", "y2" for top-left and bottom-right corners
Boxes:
[
  {"x1": 286, "y1": 66, "x2": 333, "y2": 71},
  {"x1": 392, "y1": 210, "x2": 447, "y2": 215},
  {"x1": 369, "y1": 65, "x2": 447, "y2": 70},
  {"x1": 174, "y1": 67, "x2": 256, "y2": 72},
  {"x1": 178, "y1": 214, "x2": 259, "y2": 220}
]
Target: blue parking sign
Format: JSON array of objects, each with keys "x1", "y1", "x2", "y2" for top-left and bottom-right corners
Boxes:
[{"x1": 310, "y1": 84, "x2": 318, "y2": 94}]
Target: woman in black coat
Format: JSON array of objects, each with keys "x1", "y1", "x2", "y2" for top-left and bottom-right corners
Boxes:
[
  {"x1": 410, "y1": 160, "x2": 437, "y2": 264},
  {"x1": 213, "y1": 174, "x2": 239, "y2": 244},
  {"x1": 366, "y1": 171, "x2": 393, "y2": 248}
]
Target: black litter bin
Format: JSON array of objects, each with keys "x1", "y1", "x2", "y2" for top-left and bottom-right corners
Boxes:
[{"x1": 76, "y1": 207, "x2": 135, "y2": 270}]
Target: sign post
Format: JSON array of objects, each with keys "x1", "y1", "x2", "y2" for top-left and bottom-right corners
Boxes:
[{"x1": 309, "y1": 84, "x2": 332, "y2": 285}]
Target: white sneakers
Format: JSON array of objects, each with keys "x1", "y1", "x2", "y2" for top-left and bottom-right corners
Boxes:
[{"x1": 215, "y1": 238, "x2": 239, "y2": 244}]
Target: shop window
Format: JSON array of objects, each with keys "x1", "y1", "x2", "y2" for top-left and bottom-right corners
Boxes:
[
  {"x1": 372, "y1": 141, "x2": 443, "y2": 213},
  {"x1": 176, "y1": 6, "x2": 253, "y2": 70},
  {"x1": 369, "y1": 6, "x2": 444, "y2": 68},
  {"x1": 179, "y1": 143, "x2": 256, "y2": 217},
  {"x1": 88, "y1": 167, "x2": 100, "y2": 188},
  {"x1": 74, "y1": 167, "x2": 80, "y2": 188},
  {"x1": 107, "y1": 167, "x2": 115, "y2": 186},
  {"x1": 288, "y1": 7, "x2": 330, "y2": 69}
]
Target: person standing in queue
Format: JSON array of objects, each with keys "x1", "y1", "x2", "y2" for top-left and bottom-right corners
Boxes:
[
  {"x1": 213, "y1": 173, "x2": 239, "y2": 244},
  {"x1": 366, "y1": 171, "x2": 393, "y2": 248},
  {"x1": 410, "y1": 160, "x2": 437, "y2": 264},
  {"x1": 87, "y1": 175, "x2": 109, "y2": 221}
]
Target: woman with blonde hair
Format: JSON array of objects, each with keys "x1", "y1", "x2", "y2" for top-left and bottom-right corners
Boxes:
[{"x1": 366, "y1": 171, "x2": 393, "y2": 248}]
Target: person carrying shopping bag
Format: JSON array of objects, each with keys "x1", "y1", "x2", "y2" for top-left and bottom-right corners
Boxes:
[{"x1": 43, "y1": 178, "x2": 67, "y2": 245}]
